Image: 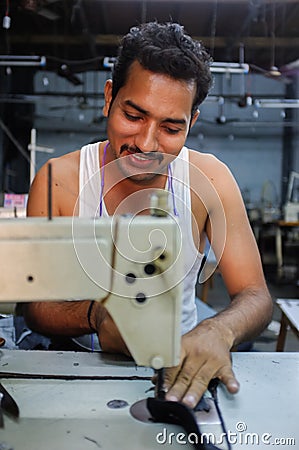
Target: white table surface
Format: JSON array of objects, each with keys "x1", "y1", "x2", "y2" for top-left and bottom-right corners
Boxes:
[{"x1": 0, "y1": 350, "x2": 298, "y2": 450}]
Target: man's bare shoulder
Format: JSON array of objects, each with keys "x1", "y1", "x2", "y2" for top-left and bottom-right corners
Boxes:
[
  {"x1": 188, "y1": 148, "x2": 229, "y2": 176},
  {"x1": 28, "y1": 150, "x2": 81, "y2": 217},
  {"x1": 47, "y1": 149, "x2": 81, "y2": 175},
  {"x1": 37, "y1": 150, "x2": 81, "y2": 191},
  {"x1": 187, "y1": 148, "x2": 240, "y2": 204}
]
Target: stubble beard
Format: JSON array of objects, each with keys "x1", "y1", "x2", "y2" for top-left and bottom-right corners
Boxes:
[{"x1": 112, "y1": 143, "x2": 169, "y2": 185}]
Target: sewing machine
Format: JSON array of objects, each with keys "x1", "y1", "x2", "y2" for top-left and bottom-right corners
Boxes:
[{"x1": 0, "y1": 201, "x2": 182, "y2": 369}]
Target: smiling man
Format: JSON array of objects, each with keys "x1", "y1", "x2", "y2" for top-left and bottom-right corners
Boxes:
[{"x1": 24, "y1": 22, "x2": 273, "y2": 408}]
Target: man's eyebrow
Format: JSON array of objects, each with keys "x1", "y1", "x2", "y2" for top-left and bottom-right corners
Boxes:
[
  {"x1": 125, "y1": 100, "x2": 148, "y2": 115},
  {"x1": 124, "y1": 100, "x2": 187, "y2": 125}
]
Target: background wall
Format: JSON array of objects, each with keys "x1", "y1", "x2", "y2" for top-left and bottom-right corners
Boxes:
[{"x1": 30, "y1": 69, "x2": 297, "y2": 211}]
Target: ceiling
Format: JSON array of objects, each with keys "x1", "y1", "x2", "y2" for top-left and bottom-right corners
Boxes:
[{"x1": 1, "y1": 0, "x2": 299, "y2": 78}]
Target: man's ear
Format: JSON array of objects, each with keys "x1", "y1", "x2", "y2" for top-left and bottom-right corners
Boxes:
[
  {"x1": 103, "y1": 79, "x2": 113, "y2": 117},
  {"x1": 190, "y1": 109, "x2": 200, "y2": 129}
]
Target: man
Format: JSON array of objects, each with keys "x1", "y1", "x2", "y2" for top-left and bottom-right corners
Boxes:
[{"x1": 24, "y1": 22, "x2": 273, "y2": 408}]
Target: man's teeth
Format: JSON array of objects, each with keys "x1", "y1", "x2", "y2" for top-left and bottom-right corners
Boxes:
[{"x1": 132, "y1": 153, "x2": 152, "y2": 160}]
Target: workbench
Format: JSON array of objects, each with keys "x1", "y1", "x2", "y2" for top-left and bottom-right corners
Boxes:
[{"x1": 0, "y1": 351, "x2": 298, "y2": 449}]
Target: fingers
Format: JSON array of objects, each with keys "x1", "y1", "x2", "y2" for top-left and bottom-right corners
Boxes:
[
  {"x1": 219, "y1": 366, "x2": 240, "y2": 394},
  {"x1": 165, "y1": 359, "x2": 211, "y2": 408},
  {"x1": 162, "y1": 364, "x2": 182, "y2": 394},
  {"x1": 164, "y1": 357, "x2": 239, "y2": 409}
]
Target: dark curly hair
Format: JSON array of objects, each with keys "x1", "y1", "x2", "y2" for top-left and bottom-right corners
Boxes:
[{"x1": 111, "y1": 22, "x2": 213, "y2": 118}]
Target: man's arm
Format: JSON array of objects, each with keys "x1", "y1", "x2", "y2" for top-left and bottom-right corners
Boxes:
[
  {"x1": 23, "y1": 298, "x2": 129, "y2": 354},
  {"x1": 164, "y1": 154, "x2": 273, "y2": 407}
]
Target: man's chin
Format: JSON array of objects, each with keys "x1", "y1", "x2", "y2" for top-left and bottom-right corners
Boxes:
[{"x1": 126, "y1": 172, "x2": 162, "y2": 184}]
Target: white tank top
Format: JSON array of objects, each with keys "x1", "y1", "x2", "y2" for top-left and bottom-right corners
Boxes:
[{"x1": 78, "y1": 142, "x2": 204, "y2": 335}]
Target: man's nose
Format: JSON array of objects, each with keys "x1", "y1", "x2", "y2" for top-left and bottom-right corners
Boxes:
[{"x1": 135, "y1": 123, "x2": 159, "y2": 153}]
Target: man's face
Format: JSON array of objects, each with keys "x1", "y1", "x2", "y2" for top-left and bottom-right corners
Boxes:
[{"x1": 103, "y1": 61, "x2": 198, "y2": 183}]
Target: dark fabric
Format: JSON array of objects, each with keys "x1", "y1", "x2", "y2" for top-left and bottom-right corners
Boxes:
[{"x1": 147, "y1": 397, "x2": 221, "y2": 450}]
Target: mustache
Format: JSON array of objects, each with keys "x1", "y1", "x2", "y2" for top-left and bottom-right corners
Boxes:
[{"x1": 120, "y1": 144, "x2": 164, "y2": 163}]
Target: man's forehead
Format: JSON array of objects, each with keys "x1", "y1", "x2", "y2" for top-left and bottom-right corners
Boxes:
[
  {"x1": 119, "y1": 61, "x2": 196, "y2": 113},
  {"x1": 124, "y1": 60, "x2": 196, "y2": 93}
]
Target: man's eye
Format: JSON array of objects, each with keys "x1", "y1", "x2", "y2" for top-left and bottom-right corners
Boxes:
[
  {"x1": 165, "y1": 127, "x2": 180, "y2": 135},
  {"x1": 124, "y1": 112, "x2": 140, "y2": 121}
]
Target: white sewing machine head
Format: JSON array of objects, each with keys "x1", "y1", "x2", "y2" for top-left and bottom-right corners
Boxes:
[{"x1": 0, "y1": 194, "x2": 182, "y2": 370}]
